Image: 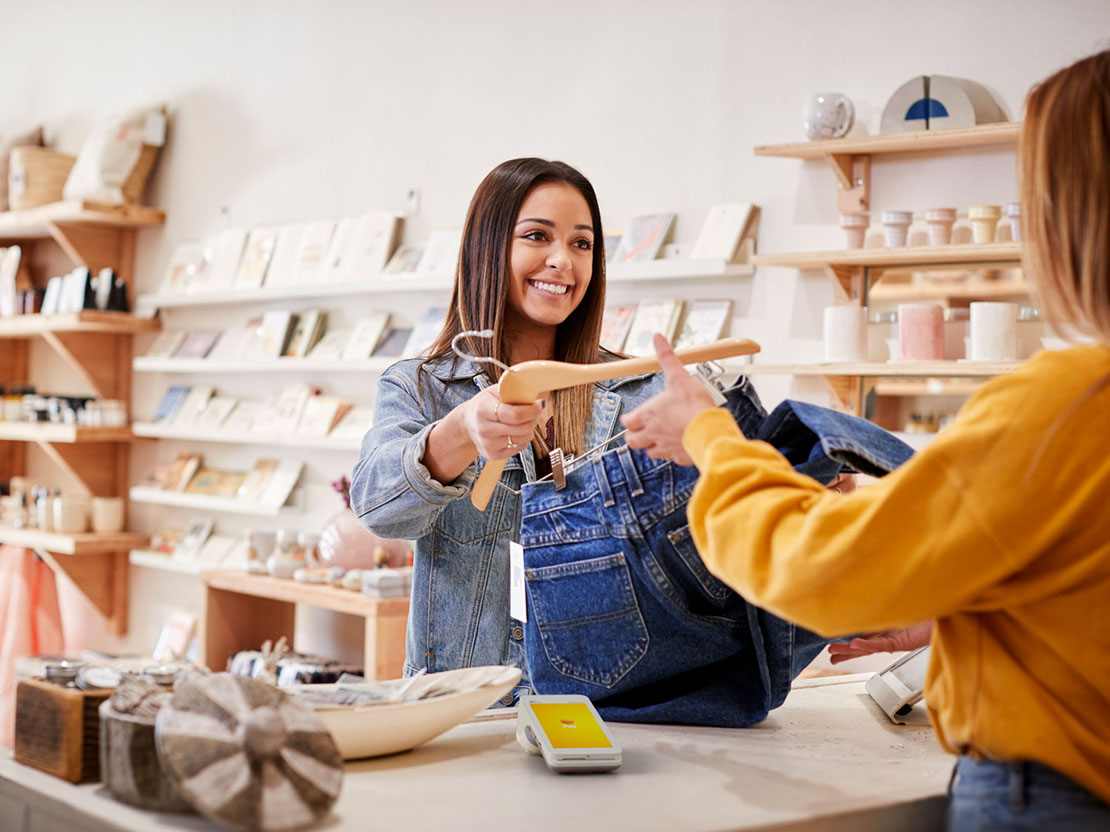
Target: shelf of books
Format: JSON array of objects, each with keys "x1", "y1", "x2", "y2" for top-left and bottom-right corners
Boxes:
[
  {"x1": 131, "y1": 421, "x2": 363, "y2": 451},
  {"x1": 0, "y1": 423, "x2": 132, "y2": 443},
  {"x1": 0, "y1": 200, "x2": 166, "y2": 239},
  {"x1": 0, "y1": 311, "x2": 162, "y2": 338},
  {"x1": 133, "y1": 357, "x2": 396, "y2": 374},
  {"x1": 0, "y1": 527, "x2": 150, "y2": 556},
  {"x1": 868, "y1": 278, "x2": 1031, "y2": 303},
  {"x1": 753, "y1": 122, "x2": 1021, "y2": 160},
  {"x1": 751, "y1": 242, "x2": 1022, "y2": 271},
  {"x1": 732, "y1": 360, "x2": 1021, "y2": 377},
  {"x1": 129, "y1": 487, "x2": 298, "y2": 517}
]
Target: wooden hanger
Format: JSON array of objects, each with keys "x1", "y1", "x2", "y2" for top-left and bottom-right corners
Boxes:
[{"x1": 470, "y1": 337, "x2": 760, "y2": 509}]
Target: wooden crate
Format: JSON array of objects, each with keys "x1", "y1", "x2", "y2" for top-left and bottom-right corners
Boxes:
[{"x1": 13, "y1": 678, "x2": 110, "y2": 783}]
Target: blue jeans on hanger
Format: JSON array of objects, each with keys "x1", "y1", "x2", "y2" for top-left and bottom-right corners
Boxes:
[{"x1": 518, "y1": 382, "x2": 915, "y2": 726}]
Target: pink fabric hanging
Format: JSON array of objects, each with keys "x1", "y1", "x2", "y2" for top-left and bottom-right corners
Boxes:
[{"x1": 0, "y1": 545, "x2": 65, "y2": 748}]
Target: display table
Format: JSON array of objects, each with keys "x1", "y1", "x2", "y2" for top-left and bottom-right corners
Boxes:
[{"x1": 0, "y1": 676, "x2": 952, "y2": 832}]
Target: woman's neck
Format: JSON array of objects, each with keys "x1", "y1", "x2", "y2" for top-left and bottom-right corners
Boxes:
[{"x1": 504, "y1": 321, "x2": 558, "y2": 365}]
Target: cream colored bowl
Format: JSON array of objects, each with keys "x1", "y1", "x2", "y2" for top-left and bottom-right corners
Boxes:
[{"x1": 297, "y1": 665, "x2": 521, "y2": 759}]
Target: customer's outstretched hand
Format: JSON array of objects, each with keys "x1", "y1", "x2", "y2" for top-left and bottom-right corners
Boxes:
[
  {"x1": 828, "y1": 621, "x2": 934, "y2": 664},
  {"x1": 622, "y1": 334, "x2": 716, "y2": 466}
]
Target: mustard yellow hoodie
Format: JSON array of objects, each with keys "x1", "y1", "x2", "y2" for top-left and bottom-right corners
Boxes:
[{"x1": 683, "y1": 345, "x2": 1110, "y2": 803}]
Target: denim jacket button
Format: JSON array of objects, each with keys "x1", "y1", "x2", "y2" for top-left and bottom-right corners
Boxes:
[
  {"x1": 499, "y1": 691, "x2": 515, "y2": 706},
  {"x1": 511, "y1": 625, "x2": 524, "y2": 641}
]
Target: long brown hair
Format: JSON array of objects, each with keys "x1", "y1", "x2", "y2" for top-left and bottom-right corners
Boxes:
[
  {"x1": 421, "y1": 158, "x2": 607, "y2": 457},
  {"x1": 1022, "y1": 49, "x2": 1110, "y2": 343}
]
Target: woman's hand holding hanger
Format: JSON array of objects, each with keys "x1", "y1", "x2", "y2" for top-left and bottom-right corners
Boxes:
[{"x1": 462, "y1": 384, "x2": 546, "y2": 461}]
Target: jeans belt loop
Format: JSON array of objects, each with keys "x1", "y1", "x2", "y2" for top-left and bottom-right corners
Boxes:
[
  {"x1": 616, "y1": 446, "x2": 644, "y2": 497},
  {"x1": 1009, "y1": 761, "x2": 1028, "y2": 811},
  {"x1": 593, "y1": 456, "x2": 615, "y2": 507}
]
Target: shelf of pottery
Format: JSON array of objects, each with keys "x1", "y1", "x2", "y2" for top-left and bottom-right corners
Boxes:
[
  {"x1": 745, "y1": 121, "x2": 1036, "y2": 432},
  {"x1": 127, "y1": 202, "x2": 761, "y2": 594}
]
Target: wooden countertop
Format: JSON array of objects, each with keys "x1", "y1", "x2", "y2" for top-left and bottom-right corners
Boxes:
[{"x1": 0, "y1": 676, "x2": 952, "y2": 832}]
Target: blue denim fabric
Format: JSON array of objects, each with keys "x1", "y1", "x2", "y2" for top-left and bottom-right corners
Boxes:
[
  {"x1": 948, "y1": 757, "x2": 1110, "y2": 831},
  {"x1": 519, "y1": 382, "x2": 915, "y2": 726},
  {"x1": 349, "y1": 354, "x2": 663, "y2": 697}
]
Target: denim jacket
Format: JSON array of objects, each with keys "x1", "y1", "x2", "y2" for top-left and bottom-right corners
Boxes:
[{"x1": 350, "y1": 354, "x2": 663, "y2": 684}]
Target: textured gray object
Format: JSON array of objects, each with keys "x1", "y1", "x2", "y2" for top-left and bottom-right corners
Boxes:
[
  {"x1": 155, "y1": 673, "x2": 343, "y2": 831},
  {"x1": 99, "y1": 701, "x2": 193, "y2": 813}
]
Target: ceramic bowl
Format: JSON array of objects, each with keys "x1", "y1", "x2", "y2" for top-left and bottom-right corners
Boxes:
[{"x1": 295, "y1": 665, "x2": 521, "y2": 759}]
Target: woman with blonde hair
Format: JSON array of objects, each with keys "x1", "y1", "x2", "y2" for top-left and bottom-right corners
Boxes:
[{"x1": 622, "y1": 50, "x2": 1110, "y2": 829}]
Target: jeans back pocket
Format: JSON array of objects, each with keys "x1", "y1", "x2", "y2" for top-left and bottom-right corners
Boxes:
[{"x1": 526, "y1": 551, "x2": 649, "y2": 688}]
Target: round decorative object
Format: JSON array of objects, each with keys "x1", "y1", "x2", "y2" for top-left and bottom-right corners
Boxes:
[
  {"x1": 317, "y1": 508, "x2": 411, "y2": 570},
  {"x1": 76, "y1": 665, "x2": 121, "y2": 690},
  {"x1": 803, "y1": 92, "x2": 855, "y2": 140},
  {"x1": 156, "y1": 673, "x2": 343, "y2": 831},
  {"x1": 43, "y1": 660, "x2": 83, "y2": 685}
]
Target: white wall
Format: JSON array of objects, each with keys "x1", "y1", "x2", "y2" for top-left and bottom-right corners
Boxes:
[{"x1": 4, "y1": 0, "x2": 1109, "y2": 656}]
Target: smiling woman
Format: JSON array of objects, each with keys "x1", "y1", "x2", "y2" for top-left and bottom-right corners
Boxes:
[{"x1": 348, "y1": 158, "x2": 663, "y2": 699}]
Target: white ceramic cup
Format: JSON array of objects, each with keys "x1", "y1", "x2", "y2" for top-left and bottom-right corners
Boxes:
[
  {"x1": 969, "y1": 205, "x2": 1002, "y2": 244},
  {"x1": 925, "y1": 207, "x2": 958, "y2": 245},
  {"x1": 90, "y1": 496, "x2": 125, "y2": 533},
  {"x1": 823, "y1": 305, "x2": 868, "y2": 362},
  {"x1": 968, "y1": 302, "x2": 1019, "y2": 360},
  {"x1": 839, "y1": 212, "x2": 870, "y2": 249},
  {"x1": 53, "y1": 497, "x2": 90, "y2": 534},
  {"x1": 881, "y1": 210, "x2": 913, "y2": 248}
]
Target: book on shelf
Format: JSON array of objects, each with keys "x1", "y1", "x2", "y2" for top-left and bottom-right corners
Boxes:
[
  {"x1": 600, "y1": 304, "x2": 637, "y2": 352},
  {"x1": 208, "y1": 317, "x2": 262, "y2": 361},
  {"x1": 674, "y1": 299, "x2": 733, "y2": 349},
  {"x1": 341, "y1": 312, "x2": 390, "y2": 360},
  {"x1": 264, "y1": 223, "x2": 309, "y2": 287},
  {"x1": 415, "y1": 231, "x2": 462, "y2": 277},
  {"x1": 194, "y1": 395, "x2": 238, "y2": 428},
  {"x1": 236, "y1": 458, "x2": 279, "y2": 501},
  {"x1": 691, "y1": 203, "x2": 756, "y2": 261},
  {"x1": 174, "y1": 517, "x2": 214, "y2": 561},
  {"x1": 624, "y1": 298, "x2": 685, "y2": 356},
  {"x1": 222, "y1": 400, "x2": 262, "y2": 433},
  {"x1": 255, "y1": 383, "x2": 318, "y2": 434},
  {"x1": 145, "y1": 330, "x2": 188, "y2": 359},
  {"x1": 373, "y1": 327, "x2": 412, "y2": 357},
  {"x1": 151, "y1": 526, "x2": 184, "y2": 554},
  {"x1": 604, "y1": 231, "x2": 624, "y2": 264},
  {"x1": 154, "y1": 452, "x2": 203, "y2": 491},
  {"x1": 284, "y1": 309, "x2": 327, "y2": 358},
  {"x1": 201, "y1": 227, "x2": 249, "y2": 290},
  {"x1": 306, "y1": 329, "x2": 351, "y2": 361},
  {"x1": 612, "y1": 213, "x2": 675, "y2": 263},
  {"x1": 172, "y1": 386, "x2": 215, "y2": 426},
  {"x1": 255, "y1": 459, "x2": 304, "y2": 507},
  {"x1": 296, "y1": 395, "x2": 352, "y2": 437},
  {"x1": 329, "y1": 405, "x2": 374, "y2": 440},
  {"x1": 290, "y1": 220, "x2": 336, "y2": 285},
  {"x1": 321, "y1": 217, "x2": 356, "y2": 283},
  {"x1": 153, "y1": 610, "x2": 197, "y2": 662},
  {"x1": 173, "y1": 330, "x2": 222, "y2": 359},
  {"x1": 383, "y1": 245, "x2": 424, "y2": 275},
  {"x1": 184, "y1": 467, "x2": 246, "y2": 497},
  {"x1": 256, "y1": 310, "x2": 299, "y2": 358},
  {"x1": 153, "y1": 385, "x2": 191, "y2": 422},
  {"x1": 342, "y1": 213, "x2": 404, "y2": 280},
  {"x1": 402, "y1": 307, "x2": 447, "y2": 357},
  {"x1": 234, "y1": 227, "x2": 279, "y2": 289},
  {"x1": 160, "y1": 242, "x2": 206, "y2": 294}
]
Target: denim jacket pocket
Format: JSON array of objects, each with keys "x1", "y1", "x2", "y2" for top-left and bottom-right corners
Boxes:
[{"x1": 525, "y1": 551, "x2": 649, "y2": 688}]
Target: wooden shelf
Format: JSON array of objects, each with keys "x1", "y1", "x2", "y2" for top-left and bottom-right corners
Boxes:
[
  {"x1": 752, "y1": 242, "x2": 1022, "y2": 271},
  {"x1": 201, "y1": 569, "x2": 408, "y2": 680},
  {"x1": 869, "y1": 279, "x2": 1031, "y2": 302},
  {"x1": 754, "y1": 122, "x2": 1021, "y2": 160},
  {"x1": 0, "y1": 527, "x2": 149, "y2": 556},
  {"x1": 128, "y1": 487, "x2": 296, "y2": 516},
  {"x1": 874, "y1": 380, "x2": 986, "y2": 397},
  {"x1": 0, "y1": 200, "x2": 165, "y2": 239},
  {"x1": 0, "y1": 311, "x2": 161, "y2": 338},
  {"x1": 0, "y1": 423, "x2": 132, "y2": 443},
  {"x1": 131, "y1": 421, "x2": 362, "y2": 451},
  {"x1": 733, "y1": 360, "x2": 1021, "y2": 378},
  {"x1": 132, "y1": 356, "x2": 396, "y2": 374}
]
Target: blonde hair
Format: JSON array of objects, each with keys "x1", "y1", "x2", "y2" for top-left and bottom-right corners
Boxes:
[{"x1": 1021, "y1": 49, "x2": 1110, "y2": 343}]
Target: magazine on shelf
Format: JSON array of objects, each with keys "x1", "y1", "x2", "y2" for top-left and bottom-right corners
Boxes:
[
  {"x1": 160, "y1": 242, "x2": 206, "y2": 294},
  {"x1": 163, "y1": 452, "x2": 203, "y2": 491},
  {"x1": 624, "y1": 299, "x2": 685, "y2": 356},
  {"x1": 329, "y1": 405, "x2": 374, "y2": 440},
  {"x1": 320, "y1": 217, "x2": 355, "y2": 283},
  {"x1": 256, "y1": 310, "x2": 299, "y2": 358},
  {"x1": 208, "y1": 317, "x2": 261, "y2": 361},
  {"x1": 675, "y1": 299, "x2": 733, "y2": 349},
  {"x1": 341, "y1": 312, "x2": 390, "y2": 360},
  {"x1": 237, "y1": 458, "x2": 279, "y2": 501},
  {"x1": 255, "y1": 460, "x2": 304, "y2": 507},
  {"x1": 222, "y1": 400, "x2": 261, "y2": 433},
  {"x1": 153, "y1": 385, "x2": 191, "y2": 422},
  {"x1": 264, "y1": 223, "x2": 309, "y2": 287},
  {"x1": 373, "y1": 327, "x2": 412, "y2": 357},
  {"x1": 611, "y1": 213, "x2": 675, "y2": 263},
  {"x1": 234, "y1": 227, "x2": 279, "y2": 289},
  {"x1": 173, "y1": 386, "x2": 215, "y2": 426},
  {"x1": 256, "y1": 383, "x2": 318, "y2": 434},
  {"x1": 184, "y1": 468, "x2": 246, "y2": 497},
  {"x1": 402, "y1": 307, "x2": 447, "y2": 357},
  {"x1": 173, "y1": 331, "x2": 222, "y2": 359},
  {"x1": 145, "y1": 330, "x2": 188, "y2": 359},
  {"x1": 691, "y1": 203, "x2": 756, "y2": 261},
  {"x1": 415, "y1": 231, "x2": 462, "y2": 277},
  {"x1": 383, "y1": 245, "x2": 423, "y2": 275},
  {"x1": 296, "y1": 395, "x2": 353, "y2": 437},
  {"x1": 194, "y1": 396, "x2": 238, "y2": 428},
  {"x1": 343, "y1": 212, "x2": 404, "y2": 280},
  {"x1": 600, "y1": 304, "x2": 637, "y2": 352},
  {"x1": 306, "y1": 329, "x2": 351, "y2": 361},
  {"x1": 284, "y1": 309, "x2": 327, "y2": 358},
  {"x1": 290, "y1": 220, "x2": 336, "y2": 285},
  {"x1": 201, "y1": 227, "x2": 249, "y2": 290},
  {"x1": 175, "y1": 518, "x2": 214, "y2": 561}
]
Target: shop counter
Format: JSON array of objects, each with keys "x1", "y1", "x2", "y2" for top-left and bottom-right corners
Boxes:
[{"x1": 0, "y1": 675, "x2": 952, "y2": 832}]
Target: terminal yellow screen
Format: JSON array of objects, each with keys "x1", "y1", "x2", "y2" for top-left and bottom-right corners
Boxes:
[{"x1": 531, "y1": 703, "x2": 612, "y2": 749}]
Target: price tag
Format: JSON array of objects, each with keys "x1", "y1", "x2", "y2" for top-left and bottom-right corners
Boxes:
[{"x1": 509, "y1": 541, "x2": 527, "y2": 622}]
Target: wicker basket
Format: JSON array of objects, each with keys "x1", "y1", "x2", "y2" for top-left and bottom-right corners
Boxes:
[{"x1": 8, "y1": 146, "x2": 76, "y2": 210}]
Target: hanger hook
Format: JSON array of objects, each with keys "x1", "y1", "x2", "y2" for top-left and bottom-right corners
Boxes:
[{"x1": 451, "y1": 330, "x2": 511, "y2": 374}]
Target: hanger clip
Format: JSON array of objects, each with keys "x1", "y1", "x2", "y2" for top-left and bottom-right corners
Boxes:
[
  {"x1": 549, "y1": 447, "x2": 568, "y2": 491},
  {"x1": 692, "y1": 361, "x2": 728, "y2": 406}
]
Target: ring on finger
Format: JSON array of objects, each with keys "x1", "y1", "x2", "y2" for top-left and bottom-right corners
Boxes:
[
  {"x1": 505, "y1": 435, "x2": 517, "y2": 449},
  {"x1": 494, "y1": 403, "x2": 502, "y2": 422}
]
